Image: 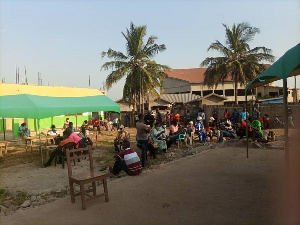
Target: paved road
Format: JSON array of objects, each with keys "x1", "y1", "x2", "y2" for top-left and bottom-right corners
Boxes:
[{"x1": 1, "y1": 147, "x2": 285, "y2": 225}]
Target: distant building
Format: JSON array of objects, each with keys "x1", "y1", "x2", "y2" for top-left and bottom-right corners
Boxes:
[{"x1": 162, "y1": 68, "x2": 298, "y2": 104}]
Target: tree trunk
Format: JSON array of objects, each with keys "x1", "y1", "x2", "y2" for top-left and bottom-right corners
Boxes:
[{"x1": 234, "y1": 79, "x2": 238, "y2": 105}]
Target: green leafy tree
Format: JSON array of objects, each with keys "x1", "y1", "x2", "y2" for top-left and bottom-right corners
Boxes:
[
  {"x1": 101, "y1": 22, "x2": 170, "y2": 112},
  {"x1": 201, "y1": 22, "x2": 274, "y2": 104}
]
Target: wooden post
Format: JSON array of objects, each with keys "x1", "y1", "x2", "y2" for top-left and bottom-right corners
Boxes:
[{"x1": 283, "y1": 78, "x2": 289, "y2": 167}]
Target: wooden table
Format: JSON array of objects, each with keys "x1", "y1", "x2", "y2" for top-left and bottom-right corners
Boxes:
[
  {"x1": 41, "y1": 145, "x2": 57, "y2": 164},
  {"x1": 46, "y1": 135, "x2": 57, "y2": 146}
]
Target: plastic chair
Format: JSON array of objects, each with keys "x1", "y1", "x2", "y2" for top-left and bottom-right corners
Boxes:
[{"x1": 176, "y1": 132, "x2": 187, "y2": 148}]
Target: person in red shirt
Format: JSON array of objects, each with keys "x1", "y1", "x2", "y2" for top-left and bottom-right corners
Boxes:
[
  {"x1": 109, "y1": 139, "x2": 142, "y2": 176},
  {"x1": 44, "y1": 130, "x2": 76, "y2": 167},
  {"x1": 237, "y1": 119, "x2": 247, "y2": 139},
  {"x1": 224, "y1": 109, "x2": 230, "y2": 119}
]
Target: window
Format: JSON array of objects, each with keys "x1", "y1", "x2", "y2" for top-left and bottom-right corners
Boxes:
[
  {"x1": 269, "y1": 92, "x2": 278, "y2": 97},
  {"x1": 203, "y1": 90, "x2": 213, "y2": 96},
  {"x1": 192, "y1": 91, "x2": 202, "y2": 96},
  {"x1": 237, "y1": 89, "x2": 245, "y2": 96},
  {"x1": 225, "y1": 89, "x2": 234, "y2": 96},
  {"x1": 214, "y1": 90, "x2": 223, "y2": 95}
]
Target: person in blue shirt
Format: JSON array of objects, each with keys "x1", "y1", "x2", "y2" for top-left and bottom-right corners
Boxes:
[
  {"x1": 232, "y1": 108, "x2": 240, "y2": 124},
  {"x1": 19, "y1": 123, "x2": 30, "y2": 138},
  {"x1": 240, "y1": 108, "x2": 249, "y2": 121}
]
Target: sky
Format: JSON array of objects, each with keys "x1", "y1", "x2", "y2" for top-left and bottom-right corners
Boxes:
[{"x1": 0, "y1": 0, "x2": 299, "y2": 101}]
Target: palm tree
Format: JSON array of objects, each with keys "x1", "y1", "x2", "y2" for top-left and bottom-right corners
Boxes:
[
  {"x1": 201, "y1": 22, "x2": 274, "y2": 104},
  {"x1": 101, "y1": 22, "x2": 170, "y2": 113}
]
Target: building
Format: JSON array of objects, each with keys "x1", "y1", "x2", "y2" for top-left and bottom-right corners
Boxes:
[
  {"x1": 162, "y1": 68, "x2": 298, "y2": 104},
  {"x1": 0, "y1": 83, "x2": 116, "y2": 139}
]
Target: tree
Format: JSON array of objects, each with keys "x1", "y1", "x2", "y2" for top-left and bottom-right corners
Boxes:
[
  {"x1": 101, "y1": 22, "x2": 170, "y2": 113},
  {"x1": 200, "y1": 22, "x2": 274, "y2": 104}
]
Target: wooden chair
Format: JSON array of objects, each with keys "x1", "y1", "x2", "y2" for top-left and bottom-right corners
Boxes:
[{"x1": 66, "y1": 145, "x2": 109, "y2": 210}]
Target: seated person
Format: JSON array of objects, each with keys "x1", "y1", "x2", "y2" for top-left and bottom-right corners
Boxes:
[
  {"x1": 186, "y1": 121, "x2": 195, "y2": 136},
  {"x1": 237, "y1": 119, "x2": 247, "y2": 139},
  {"x1": 169, "y1": 121, "x2": 179, "y2": 135},
  {"x1": 136, "y1": 133, "x2": 156, "y2": 159},
  {"x1": 194, "y1": 117, "x2": 206, "y2": 142},
  {"x1": 206, "y1": 117, "x2": 216, "y2": 140},
  {"x1": 47, "y1": 125, "x2": 58, "y2": 136},
  {"x1": 109, "y1": 139, "x2": 142, "y2": 176},
  {"x1": 82, "y1": 120, "x2": 89, "y2": 131},
  {"x1": 151, "y1": 122, "x2": 167, "y2": 153},
  {"x1": 114, "y1": 125, "x2": 130, "y2": 152},
  {"x1": 218, "y1": 119, "x2": 236, "y2": 142},
  {"x1": 44, "y1": 130, "x2": 76, "y2": 167},
  {"x1": 248, "y1": 116, "x2": 263, "y2": 140},
  {"x1": 93, "y1": 118, "x2": 101, "y2": 131},
  {"x1": 68, "y1": 129, "x2": 82, "y2": 149},
  {"x1": 263, "y1": 114, "x2": 270, "y2": 129},
  {"x1": 66, "y1": 122, "x2": 76, "y2": 133},
  {"x1": 19, "y1": 123, "x2": 30, "y2": 138}
]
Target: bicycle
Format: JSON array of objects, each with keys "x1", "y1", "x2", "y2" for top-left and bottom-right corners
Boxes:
[
  {"x1": 272, "y1": 114, "x2": 294, "y2": 128},
  {"x1": 272, "y1": 114, "x2": 284, "y2": 128}
]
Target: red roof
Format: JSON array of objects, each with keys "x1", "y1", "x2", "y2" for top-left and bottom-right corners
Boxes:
[
  {"x1": 163, "y1": 65, "x2": 271, "y2": 83},
  {"x1": 163, "y1": 68, "x2": 207, "y2": 83}
]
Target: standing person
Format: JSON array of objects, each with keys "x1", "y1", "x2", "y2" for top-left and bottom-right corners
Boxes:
[
  {"x1": 224, "y1": 109, "x2": 230, "y2": 119},
  {"x1": 156, "y1": 109, "x2": 162, "y2": 123},
  {"x1": 144, "y1": 110, "x2": 155, "y2": 128},
  {"x1": 170, "y1": 112, "x2": 174, "y2": 125},
  {"x1": 252, "y1": 108, "x2": 260, "y2": 120},
  {"x1": 124, "y1": 113, "x2": 130, "y2": 127},
  {"x1": 165, "y1": 111, "x2": 171, "y2": 127},
  {"x1": 287, "y1": 107, "x2": 294, "y2": 127},
  {"x1": 109, "y1": 140, "x2": 142, "y2": 176},
  {"x1": 240, "y1": 108, "x2": 249, "y2": 121},
  {"x1": 232, "y1": 108, "x2": 240, "y2": 124},
  {"x1": 136, "y1": 114, "x2": 150, "y2": 167},
  {"x1": 212, "y1": 108, "x2": 218, "y2": 127},
  {"x1": 175, "y1": 112, "x2": 181, "y2": 123},
  {"x1": 134, "y1": 113, "x2": 139, "y2": 125}
]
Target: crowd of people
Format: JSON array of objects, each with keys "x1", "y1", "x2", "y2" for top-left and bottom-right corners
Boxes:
[
  {"x1": 43, "y1": 118, "x2": 93, "y2": 167},
  {"x1": 20, "y1": 106, "x2": 294, "y2": 177}
]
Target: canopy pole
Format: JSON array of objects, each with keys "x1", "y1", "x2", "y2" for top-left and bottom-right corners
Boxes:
[
  {"x1": 37, "y1": 119, "x2": 43, "y2": 165},
  {"x1": 245, "y1": 93, "x2": 249, "y2": 158},
  {"x1": 2, "y1": 118, "x2": 5, "y2": 141},
  {"x1": 283, "y1": 78, "x2": 289, "y2": 167}
]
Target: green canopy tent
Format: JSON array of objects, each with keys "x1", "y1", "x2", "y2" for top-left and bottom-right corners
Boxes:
[
  {"x1": 0, "y1": 94, "x2": 120, "y2": 161},
  {"x1": 245, "y1": 43, "x2": 300, "y2": 164},
  {"x1": 0, "y1": 94, "x2": 120, "y2": 119}
]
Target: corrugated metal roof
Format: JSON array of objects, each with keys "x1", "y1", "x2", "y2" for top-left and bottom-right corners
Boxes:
[{"x1": 159, "y1": 93, "x2": 200, "y2": 104}]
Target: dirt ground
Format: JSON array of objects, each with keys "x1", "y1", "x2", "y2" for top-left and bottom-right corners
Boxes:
[{"x1": 0, "y1": 128, "x2": 299, "y2": 225}]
